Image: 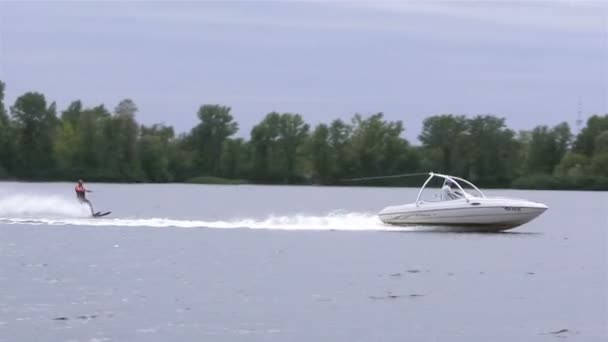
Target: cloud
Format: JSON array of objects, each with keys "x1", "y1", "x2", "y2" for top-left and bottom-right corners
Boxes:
[
  {"x1": 1, "y1": 0, "x2": 606, "y2": 142},
  {"x1": 341, "y1": 1, "x2": 608, "y2": 33},
  {"x1": 3, "y1": 1, "x2": 604, "y2": 50}
]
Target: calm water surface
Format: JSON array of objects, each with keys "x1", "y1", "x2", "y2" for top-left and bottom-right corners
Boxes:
[{"x1": 0, "y1": 183, "x2": 606, "y2": 341}]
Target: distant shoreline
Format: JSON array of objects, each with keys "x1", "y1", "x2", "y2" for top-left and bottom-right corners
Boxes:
[
  {"x1": 1, "y1": 175, "x2": 607, "y2": 191},
  {"x1": 2, "y1": 82, "x2": 607, "y2": 190}
]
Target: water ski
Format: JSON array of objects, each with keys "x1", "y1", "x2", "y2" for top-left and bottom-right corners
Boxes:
[{"x1": 93, "y1": 211, "x2": 111, "y2": 218}]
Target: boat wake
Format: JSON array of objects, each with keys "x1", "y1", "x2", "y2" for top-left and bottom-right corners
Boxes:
[
  {"x1": 0, "y1": 194, "x2": 402, "y2": 231},
  {"x1": 0, "y1": 212, "x2": 400, "y2": 231}
]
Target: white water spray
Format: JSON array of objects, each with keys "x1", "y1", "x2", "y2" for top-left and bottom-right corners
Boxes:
[
  {"x1": 0, "y1": 193, "x2": 399, "y2": 231},
  {"x1": 0, "y1": 212, "x2": 398, "y2": 231},
  {"x1": 0, "y1": 194, "x2": 90, "y2": 218}
]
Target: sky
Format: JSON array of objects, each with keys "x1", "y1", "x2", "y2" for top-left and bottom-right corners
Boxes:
[{"x1": 0, "y1": 1, "x2": 606, "y2": 142}]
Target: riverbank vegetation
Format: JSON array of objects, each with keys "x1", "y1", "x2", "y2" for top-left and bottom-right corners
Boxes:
[{"x1": 0, "y1": 81, "x2": 606, "y2": 189}]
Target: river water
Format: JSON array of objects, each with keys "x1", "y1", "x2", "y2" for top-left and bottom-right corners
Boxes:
[{"x1": 0, "y1": 182, "x2": 606, "y2": 341}]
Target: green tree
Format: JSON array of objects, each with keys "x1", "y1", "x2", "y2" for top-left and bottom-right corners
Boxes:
[
  {"x1": 464, "y1": 115, "x2": 519, "y2": 185},
  {"x1": 0, "y1": 81, "x2": 14, "y2": 176},
  {"x1": 139, "y1": 124, "x2": 175, "y2": 182},
  {"x1": 573, "y1": 115, "x2": 608, "y2": 156},
  {"x1": 249, "y1": 112, "x2": 310, "y2": 182},
  {"x1": 328, "y1": 119, "x2": 354, "y2": 180},
  {"x1": 593, "y1": 131, "x2": 608, "y2": 154},
  {"x1": 82, "y1": 105, "x2": 112, "y2": 177},
  {"x1": 106, "y1": 99, "x2": 141, "y2": 180},
  {"x1": 250, "y1": 112, "x2": 281, "y2": 181},
  {"x1": 220, "y1": 138, "x2": 249, "y2": 179},
  {"x1": 590, "y1": 153, "x2": 608, "y2": 176},
  {"x1": 554, "y1": 152, "x2": 589, "y2": 177},
  {"x1": 552, "y1": 122, "x2": 573, "y2": 160},
  {"x1": 350, "y1": 113, "x2": 413, "y2": 178},
  {"x1": 278, "y1": 113, "x2": 309, "y2": 182},
  {"x1": 115, "y1": 98, "x2": 137, "y2": 117},
  {"x1": 168, "y1": 134, "x2": 196, "y2": 181},
  {"x1": 0, "y1": 81, "x2": 6, "y2": 119},
  {"x1": 54, "y1": 119, "x2": 81, "y2": 177},
  {"x1": 55, "y1": 100, "x2": 88, "y2": 177},
  {"x1": 3, "y1": 80, "x2": 608, "y2": 188},
  {"x1": 310, "y1": 124, "x2": 331, "y2": 184},
  {"x1": 524, "y1": 123, "x2": 572, "y2": 175},
  {"x1": 55, "y1": 104, "x2": 112, "y2": 179},
  {"x1": 61, "y1": 100, "x2": 83, "y2": 125},
  {"x1": 589, "y1": 131, "x2": 608, "y2": 177},
  {"x1": 419, "y1": 114, "x2": 468, "y2": 173},
  {"x1": 10, "y1": 92, "x2": 58, "y2": 177},
  {"x1": 190, "y1": 105, "x2": 238, "y2": 175}
]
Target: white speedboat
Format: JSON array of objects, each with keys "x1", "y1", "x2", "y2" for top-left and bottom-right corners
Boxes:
[{"x1": 378, "y1": 172, "x2": 548, "y2": 231}]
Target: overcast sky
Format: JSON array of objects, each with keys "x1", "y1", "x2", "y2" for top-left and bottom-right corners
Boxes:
[{"x1": 0, "y1": 1, "x2": 606, "y2": 142}]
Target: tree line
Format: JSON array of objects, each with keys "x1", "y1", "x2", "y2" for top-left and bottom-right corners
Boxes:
[{"x1": 0, "y1": 80, "x2": 607, "y2": 189}]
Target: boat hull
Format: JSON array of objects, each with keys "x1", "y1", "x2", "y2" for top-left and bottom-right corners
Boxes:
[{"x1": 378, "y1": 198, "x2": 548, "y2": 232}]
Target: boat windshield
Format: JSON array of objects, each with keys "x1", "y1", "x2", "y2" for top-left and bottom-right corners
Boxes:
[
  {"x1": 450, "y1": 177, "x2": 484, "y2": 199},
  {"x1": 416, "y1": 176, "x2": 447, "y2": 202},
  {"x1": 416, "y1": 173, "x2": 484, "y2": 203}
]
